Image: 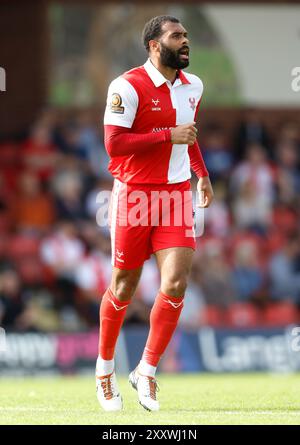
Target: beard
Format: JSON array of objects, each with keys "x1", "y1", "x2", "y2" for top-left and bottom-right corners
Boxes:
[{"x1": 159, "y1": 42, "x2": 189, "y2": 69}]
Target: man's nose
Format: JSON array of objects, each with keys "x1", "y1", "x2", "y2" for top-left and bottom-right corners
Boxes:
[{"x1": 182, "y1": 36, "x2": 189, "y2": 46}]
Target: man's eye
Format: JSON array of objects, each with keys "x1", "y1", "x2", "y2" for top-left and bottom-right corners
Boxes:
[{"x1": 172, "y1": 34, "x2": 187, "y2": 39}]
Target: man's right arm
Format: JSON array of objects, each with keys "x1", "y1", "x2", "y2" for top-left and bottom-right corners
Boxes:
[
  {"x1": 104, "y1": 125, "x2": 171, "y2": 157},
  {"x1": 104, "y1": 77, "x2": 170, "y2": 157}
]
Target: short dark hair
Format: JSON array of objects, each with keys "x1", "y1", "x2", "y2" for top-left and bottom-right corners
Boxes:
[{"x1": 142, "y1": 15, "x2": 180, "y2": 52}]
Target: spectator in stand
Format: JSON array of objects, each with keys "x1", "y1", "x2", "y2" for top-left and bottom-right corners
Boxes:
[
  {"x1": 75, "y1": 226, "x2": 112, "y2": 324},
  {"x1": 178, "y1": 262, "x2": 206, "y2": 331},
  {"x1": 51, "y1": 170, "x2": 87, "y2": 222},
  {"x1": 76, "y1": 238, "x2": 111, "y2": 296},
  {"x1": 269, "y1": 232, "x2": 300, "y2": 307},
  {"x1": 275, "y1": 141, "x2": 300, "y2": 206},
  {"x1": 231, "y1": 143, "x2": 275, "y2": 234},
  {"x1": 231, "y1": 241, "x2": 265, "y2": 303},
  {"x1": 0, "y1": 265, "x2": 29, "y2": 331},
  {"x1": 76, "y1": 110, "x2": 111, "y2": 179},
  {"x1": 40, "y1": 220, "x2": 85, "y2": 309},
  {"x1": 22, "y1": 121, "x2": 58, "y2": 183},
  {"x1": 234, "y1": 109, "x2": 270, "y2": 160},
  {"x1": 277, "y1": 120, "x2": 300, "y2": 150},
  {"x1": 11, "y1": 172, "x2": 55, "y2": 234},
  {"x1": 230, "y1": 142, "x2": 274, "y2": 205},
  {"x1": 232, "y1": 179, "x2": 272, "y2": 234},
  {"x1": 56, "y1": 122, "x2": 90, "y2": 162},
  {"x1": 199, "y1": 241, "x2": 236, "y2": 308},
  {"x1": 202, "y1": 124, "x2": 233, "y2": 181},
  {"x1": 40, "y1": 220, "x2": 84, "y2": 279},
  {"x1": 204, "y1": 180, "x2": 231, "y2": 238}
]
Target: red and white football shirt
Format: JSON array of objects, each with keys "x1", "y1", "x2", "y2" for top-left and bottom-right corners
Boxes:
[{"x1": 104, "y1": 58, "x2": 205, "y2": 184}]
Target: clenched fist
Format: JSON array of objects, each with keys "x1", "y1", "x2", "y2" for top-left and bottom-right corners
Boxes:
[{"x1": 170, "y1": 122, "x2": 198, "y2": 146}]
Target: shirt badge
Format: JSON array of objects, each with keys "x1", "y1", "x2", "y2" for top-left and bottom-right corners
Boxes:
[{"x1": 110, "y1": 93, "x2": 125, "y2": 114}]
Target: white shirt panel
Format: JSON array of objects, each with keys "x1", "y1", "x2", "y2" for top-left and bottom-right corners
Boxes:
[
  {"x1": 167, "y1": 72, "x2": 203, "y2": 183},
  {"x1": 167, "y1": 144, "x2": 191, "y2": 183},
  {"x1": 175, "y1": 74, "x2": 204, "y2": 125}
]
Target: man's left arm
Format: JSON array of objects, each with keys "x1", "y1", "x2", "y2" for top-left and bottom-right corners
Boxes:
[{"x1": 188, "y1": 140, "x2": 214, "y2": 208}]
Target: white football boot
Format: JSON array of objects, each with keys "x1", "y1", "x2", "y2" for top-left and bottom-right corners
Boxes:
[
  {"x1": 129, "y1": 367, "x2": 160, "y2": 411},
  {"x1": 96, "y1": 370, "x2": 123, "y2": 411}
]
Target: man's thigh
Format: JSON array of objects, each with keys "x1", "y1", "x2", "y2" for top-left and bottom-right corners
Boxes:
[{"x1": 154, "y1": 246, "x2": 194, "y2": 278}]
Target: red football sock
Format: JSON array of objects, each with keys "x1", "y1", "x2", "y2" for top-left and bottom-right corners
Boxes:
[
  {"x1": 141, "y1": 290, "x2": 184, "y2": 367},
  {"x1": 98, "y1": 287, "x2": 131, "y2": 360}
]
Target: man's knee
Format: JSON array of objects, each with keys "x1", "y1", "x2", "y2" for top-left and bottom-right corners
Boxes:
[
  {"x1": 161, "y1": 275, "x2": 188, "y2": 297},
  {"x1": 111, "y1": 268, "x2": 142, "y2": 301}
]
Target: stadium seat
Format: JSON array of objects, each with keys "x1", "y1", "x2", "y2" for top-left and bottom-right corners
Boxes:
[
  {"x1": 263, "y1": 302, "x2": 299, "y2": 327},
  {"x1": 266, "y1": 228, "x2": 286, "y2": 254},
  {"x1": 0, "y1": 143, "x2": 18, "y2": 166},
  {"x1": 0, "y1": 213, "x2": 11, "y2": 233},
  {"x1": 8, "y1": 235, "x2": 40, "y2": 260},
  {"x1": 0, "y1": 234, "x2": 9, "y2": 257},
  {"x1": 225, "y1": 303, "x2": 260, "y2": 328},
  {"x1": 200, "y1": 305, "x2": 224, "y2": 327},
  {"x1": 17, "y1": 257, "x2": 45, "y2": 285},
  {"x1": 272, "y1": 207, "x2": 298, "y2": 234},
  {"x1": 0, "y1": 144, "x2": 20, "y2": 191}
]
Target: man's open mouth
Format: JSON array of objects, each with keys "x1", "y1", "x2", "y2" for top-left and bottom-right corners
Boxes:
[{"x1": 179, "y1": 48, "x2": 189, "y2": 60}]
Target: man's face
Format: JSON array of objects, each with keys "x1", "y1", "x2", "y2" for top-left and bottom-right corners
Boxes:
[{"x1": 153, "y1": 21, "x2": 190, "y2": 69}]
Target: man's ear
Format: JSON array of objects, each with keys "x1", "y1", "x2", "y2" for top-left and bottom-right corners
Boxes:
[{"x1": 149, "y1": 40, "x2": 160, "y2": 53}]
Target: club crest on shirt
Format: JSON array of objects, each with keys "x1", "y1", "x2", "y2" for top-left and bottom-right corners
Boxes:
[
  {"x1": 110, "y1": 93, "x2": 124, "y2": 114},
  {"x1": 189, "y1": 97, "x2": 196, "y2": 110}
]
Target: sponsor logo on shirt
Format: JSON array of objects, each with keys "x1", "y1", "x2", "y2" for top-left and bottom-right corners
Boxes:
[
  {"x1": 151, "y1": 98, "x2": 161, "y2": 111},
  {"x1": 152, "y1": 127, "x2": 172, "y2": 132}
]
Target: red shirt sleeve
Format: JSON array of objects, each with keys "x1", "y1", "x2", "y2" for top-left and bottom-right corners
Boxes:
[
  {"x1": 104, "y1": 125, "x2": 171, "y2": 157},
  {"x1": 188, "y1": 140, "x2": 209, "y2": 178}
]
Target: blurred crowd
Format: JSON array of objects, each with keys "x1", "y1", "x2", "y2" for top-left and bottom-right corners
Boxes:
[{"x1": 0, "y1": 109, "x2": 300, "y2": 332}]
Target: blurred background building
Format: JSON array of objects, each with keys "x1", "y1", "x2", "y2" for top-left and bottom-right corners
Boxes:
[{"x1": 0, "y1": 0, "x2": 300, "y2": 375}]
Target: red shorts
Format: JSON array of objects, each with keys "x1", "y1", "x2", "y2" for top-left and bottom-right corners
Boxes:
[{"x1": 108, "y1": 179, "x2": 196, "y2": 269}]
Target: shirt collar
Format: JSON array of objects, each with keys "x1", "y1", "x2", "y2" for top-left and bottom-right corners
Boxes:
[
  {"x1": 143, "y1": 58, "x2": 190, "y2": 87},
  {"x1": 178, "y1": 69, "x2": 190, "y2": 85}
]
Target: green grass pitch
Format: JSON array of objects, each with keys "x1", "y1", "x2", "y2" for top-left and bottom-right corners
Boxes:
[{"x1": 0, "y1": 373, "x2": 300, "y2": 425}]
